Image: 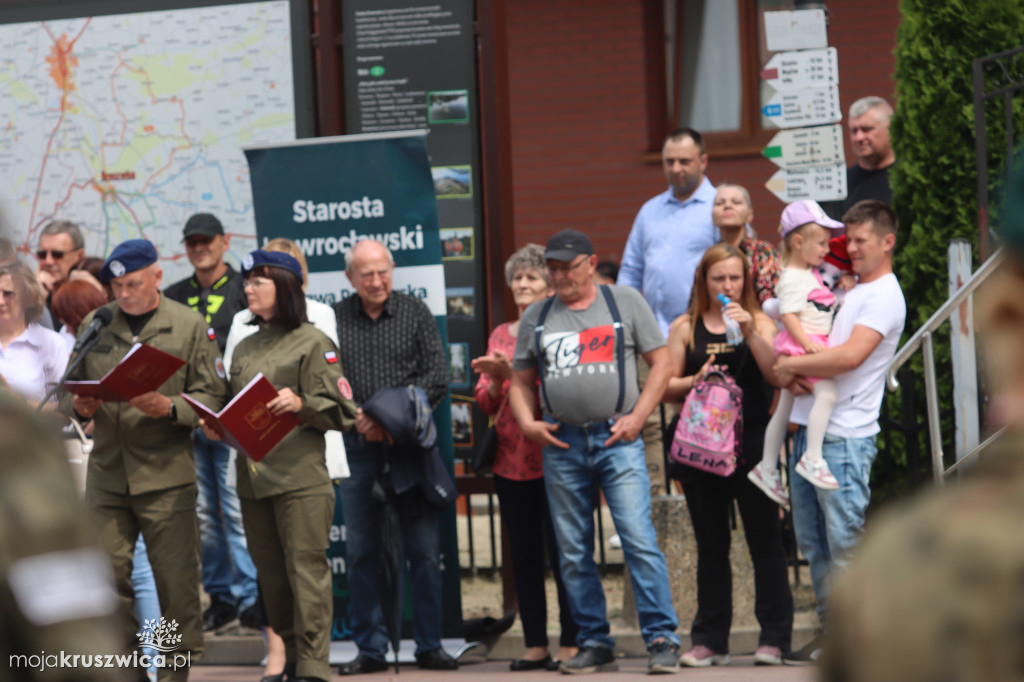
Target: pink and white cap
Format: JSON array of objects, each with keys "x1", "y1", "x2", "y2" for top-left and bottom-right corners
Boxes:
[{"x1": 779, "y1": 200, "x2": 845, "y2": 238}]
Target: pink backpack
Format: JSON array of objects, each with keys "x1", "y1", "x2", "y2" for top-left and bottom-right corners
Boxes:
[{"x1": 669, "y1": 366, "x2": 743, "y2": 476}]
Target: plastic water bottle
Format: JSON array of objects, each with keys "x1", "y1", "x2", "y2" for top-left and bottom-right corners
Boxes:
[{"x1": 717, "y1": 294, "x2": 743, "y2": 346}]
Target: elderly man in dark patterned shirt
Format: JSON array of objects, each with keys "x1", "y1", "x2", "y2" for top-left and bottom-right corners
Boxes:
[{"x1": 332, "y1": 239, "x2": 453, "y2": 675}]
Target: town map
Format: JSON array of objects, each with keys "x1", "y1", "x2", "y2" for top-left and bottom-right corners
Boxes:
[{"x1": 0, "y1": 1, "x2": 297, "y2": 282}]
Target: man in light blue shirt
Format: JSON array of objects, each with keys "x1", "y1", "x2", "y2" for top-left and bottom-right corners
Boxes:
[{"x1": 619, "y1": 128, "x2": 718, "y2": 337}]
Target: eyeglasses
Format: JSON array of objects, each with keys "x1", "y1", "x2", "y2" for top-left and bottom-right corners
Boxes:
[
  {"x1": 244, "y1": 277, "x2": 273, "y2": 289},
  {"x1": 546, "y1": 257, "x2": 588, "y2": 275},
  {"x1": 36, "y1": 249, "x2": 69, "y2": 260}
]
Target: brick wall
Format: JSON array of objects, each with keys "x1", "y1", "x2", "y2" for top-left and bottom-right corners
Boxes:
[{"x1": 504, "y1": 0, "x2": 903, "y2": 255}]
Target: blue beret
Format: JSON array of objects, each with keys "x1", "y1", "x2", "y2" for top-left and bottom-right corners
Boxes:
[
  {"x1": 241, "y1": 249, "x2": 303, "y2": 282},
  {"x1": 100, "y1": 239, "x2": 158, "y2": 282}
]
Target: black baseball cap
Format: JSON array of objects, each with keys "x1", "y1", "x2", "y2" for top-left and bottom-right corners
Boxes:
[
  {"x1": 182, "y1": 213, "x2": 224, "y2": 240},
  {"x1": 544, "y1": 228, "x2": 594, "y2": 262}
]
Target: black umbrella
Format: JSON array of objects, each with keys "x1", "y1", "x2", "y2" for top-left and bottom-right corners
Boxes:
[{"x1": 371, "y1": 446, "x2": 404, "y2": 674}]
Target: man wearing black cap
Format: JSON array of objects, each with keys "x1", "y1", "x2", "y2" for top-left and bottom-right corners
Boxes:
[
  {"x1": 60, "y1": 238, "x2": 229, "y2": 681},
  {"x1": 165, "y1": 213, "x2": 257, "y2": 633},
  {"x1": 509, "y1": 228, "x2": 681, "y2": 674}
]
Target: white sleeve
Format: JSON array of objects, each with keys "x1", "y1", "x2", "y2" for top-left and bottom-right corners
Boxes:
[
  {"x1": 777, "y1": 269, "x2": 813, "y2": 315},
  {"x1": 852, "y1": 279, "x2": 906, "y2": 337},
  {"x1": 306, "y1": 298, "x2": 340, "y2": 346}
]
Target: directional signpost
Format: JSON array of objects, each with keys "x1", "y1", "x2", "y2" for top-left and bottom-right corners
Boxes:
[
  {"x1": 766, "y1": 165, "x2": 847, "y2": 203},
  {"x1": 762, "y1": 85, "x2": 841, "y2": 129},
  {"x1": 764, "y1": 9, "x2": 828, "y2": 52},
  {"x1": 761, "y1": 9, "x2": 846, "y2": 206},
  {"x1": 763, "y1": 125, "x2": 844, "y2": 169},
  {"x1": 760, "y1": 47, "x2": 838, "y2": 91}
]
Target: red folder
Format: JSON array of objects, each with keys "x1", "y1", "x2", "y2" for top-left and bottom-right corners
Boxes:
[
  {"x1": 182, "y1": 373, "x2": 298, "y2": 462},
  {"x1": 63, "y1": 342, "x2": 186, "y2": 402}
]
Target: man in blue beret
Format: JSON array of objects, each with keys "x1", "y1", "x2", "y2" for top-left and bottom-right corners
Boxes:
[{"x1": 60, "y1": 238, "x2": 229, "y2": 681}]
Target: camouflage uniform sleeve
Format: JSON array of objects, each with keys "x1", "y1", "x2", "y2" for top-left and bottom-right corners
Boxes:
[{"x1": 294, "y1": 329, "x2": 358, "y2": 432}]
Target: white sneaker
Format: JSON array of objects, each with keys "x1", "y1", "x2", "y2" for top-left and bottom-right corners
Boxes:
[
  {"x1": 795, "y1": 458, "x2": 839, "y2": 490},
  {"x1": 747, "y1": 464, "x2": 790, "y2": 509}
]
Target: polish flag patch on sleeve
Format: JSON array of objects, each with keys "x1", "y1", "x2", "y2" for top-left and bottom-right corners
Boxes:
[
  {"x1": 324, "y1": 351, "x2": 339, "y2": 364},
  {"x1": 207, "y1": 327, "x2": 216, "y2": 341}
]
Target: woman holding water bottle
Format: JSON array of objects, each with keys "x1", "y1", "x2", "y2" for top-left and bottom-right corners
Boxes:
[{"x1": 662, "y1": 242, "x2": 793, "y2": 667}]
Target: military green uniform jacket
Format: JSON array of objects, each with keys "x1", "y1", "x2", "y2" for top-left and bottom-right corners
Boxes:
[
  {"x1": 0, "y1": 394, "x2": 122, "y2": 679},
  {"x1": 230, "y1": 322, "x2": 357, "y2": 499},
  {"x1": 59, "y1": 296, "x2": 229, "y2": 495}
]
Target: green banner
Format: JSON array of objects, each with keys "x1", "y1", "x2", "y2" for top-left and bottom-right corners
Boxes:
[{"x1": 244, "y1": 131, "x2": 462, "y2": 641}]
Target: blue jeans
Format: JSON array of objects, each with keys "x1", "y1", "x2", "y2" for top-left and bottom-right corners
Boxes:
[
  {"x1": 194, "y1": 430, "x2": 259, "y2": 610},
  {"x1": 338, "y1": 436, "x2": 443, "y2": 657},
  {"x1": 542, "y1": 417, "x2": 679, "y2": 650},
  {"x1": 132, "y1": 536, "x2": 160, "y2": 681},
  {"x1": 789, "y1": 427, "x2": 877, "y2": 622}
]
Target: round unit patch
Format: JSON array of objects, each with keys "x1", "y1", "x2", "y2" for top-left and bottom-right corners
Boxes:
[
  {"x1": 109, "y1": 260, "x2": 126, "y2": 278},
  {"x1": 338, "y1": 377, "x2": 353, "y2": 400}
]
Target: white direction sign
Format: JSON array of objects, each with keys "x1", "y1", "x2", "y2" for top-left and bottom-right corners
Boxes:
[
  {"x1": 762, "y1": 85, "x2": 841, "y2": 129},
  {"x1": 763, "y1": 125, "x2": 845, "y2": 170},
  {"x1": 764, "y1": 10, "x2": 828, "y2": 52},
  {"x1": 760, "y1": 48, "x2": 838, "y2": 91},
  {"x1": 765, "y1": 164, "x2": 847, "y2": 203}
]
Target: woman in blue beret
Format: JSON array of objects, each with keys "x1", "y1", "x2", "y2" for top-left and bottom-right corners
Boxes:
[{"x1": 202, "y1": 249, "x2": 357, "y2": 682}]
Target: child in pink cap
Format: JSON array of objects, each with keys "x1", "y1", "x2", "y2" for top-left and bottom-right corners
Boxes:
[{"x1": 748, "y1": 200, "x2": 846, "y2": 506}]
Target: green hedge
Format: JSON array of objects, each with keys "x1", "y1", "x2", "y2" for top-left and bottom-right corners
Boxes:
[{"x1": 882, "y1": 0, "x2": 1024, "y2": 501}]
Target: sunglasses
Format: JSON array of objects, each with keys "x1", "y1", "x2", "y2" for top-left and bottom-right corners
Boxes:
[
  {"x1": 185, "y1": 236, "x2": 215, "y2": 247},
  {"x1": 36, "y1": 249, "x2": 70, "y2": 260}
]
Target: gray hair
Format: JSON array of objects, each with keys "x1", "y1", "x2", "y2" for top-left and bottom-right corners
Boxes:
[
  {"x1": 39, "y1": 220, "x2": 84, "y2": 250},
  {"x1": 849, "y1": 96, "x2": 893, "y2": 123},
  {"x1": 504, "y1": 243, "x2": 548, "y2": 288},
  {"x1": 344, "y1": 238, "x2": 395, "y2": 271}
]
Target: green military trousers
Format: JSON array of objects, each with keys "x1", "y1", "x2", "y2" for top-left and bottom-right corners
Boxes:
[
  {"x1": 88, "y1": 483, "x2": 203, "y2": 682},
  {"x1": 241, "y1": 483, "x2": 334, "y2": 682}
]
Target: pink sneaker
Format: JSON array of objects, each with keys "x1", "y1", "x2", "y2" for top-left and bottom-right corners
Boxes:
[
  {"x1": 753, "y1": 645, "x2": 784, "y2": 665},
  {"x1": 747, "y1": 464, "x2": 790, "y2": 510},
  {"x1": 678, "y1": 644, "x2": 730, "y2": 668},
  {"x1": 795, "y1": 458, "x2": 839, "y2": 490}
]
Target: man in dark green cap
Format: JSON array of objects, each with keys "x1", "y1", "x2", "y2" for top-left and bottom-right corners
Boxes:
[{"x1": 60, "y1": 238, "x2": 229, "y2": 681}]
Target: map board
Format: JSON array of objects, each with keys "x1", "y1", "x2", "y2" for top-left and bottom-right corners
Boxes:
[{"x1": 0, "y1": 0, "x2": 313, "y2": 284}]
